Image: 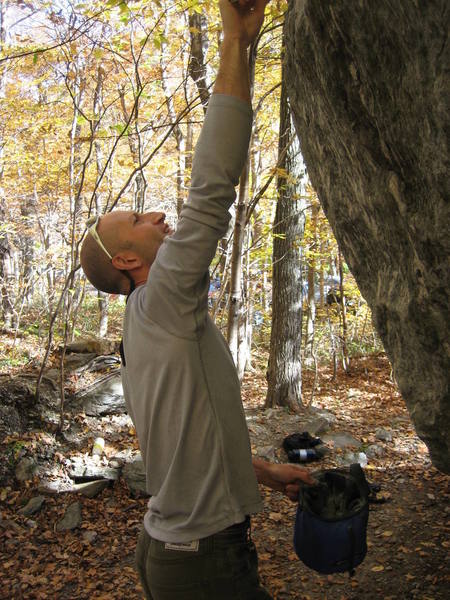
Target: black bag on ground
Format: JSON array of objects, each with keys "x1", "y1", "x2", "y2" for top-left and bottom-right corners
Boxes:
[
  {"x1": 294, "y1": 463, "x2": 370, "y2": 576},
  {"x1": 282, "y1": 432, "x2": 322, "y2": 452}
]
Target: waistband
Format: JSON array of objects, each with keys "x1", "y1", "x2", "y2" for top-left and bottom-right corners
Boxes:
[
  {"x1": 210, "y1": 516, "x2": 251, "y2": 547},
  {"x1": 148, "y1": 517, "x2": 252, "y2": 554},
  {"x1": 214, "y1": 515, "x2": 250, "y2": 537}
]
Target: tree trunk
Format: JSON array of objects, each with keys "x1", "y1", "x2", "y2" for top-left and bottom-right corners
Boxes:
[
  {"x1": 338, "y1": 248, "x2": 349, "y2": 372},
  {"x1": 266, "y1": 47, "x2": 307, "y2": 411},
  {"x1": 93, "y1": 65, "x2": 109, "y2": 338},
  {"x1": 188, "y1": 10, "x2": 210, "y2": 113},
  {"x1": 0, "y1": 0, "x2": 17, "y2": 331},
  {"x1": 226, "y1": 42, "x2": 258, "y2": 371},
  {"x1": 304, "y1": 200, "x2": 318, "y2": 365},
  {"x1": 97, "y1": 290, "x2": 108, "y2": 338},
  {"x1": 227, "y1": 159, "x2": 249, "y2": 369},
  {"x1": 285, "y1": 0, "x2": 450, "y2": 471}
]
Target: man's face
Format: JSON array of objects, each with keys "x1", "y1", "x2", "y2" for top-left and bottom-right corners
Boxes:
[{"x1": 99, "y1": 210, "x2": 174, "y2": 267}]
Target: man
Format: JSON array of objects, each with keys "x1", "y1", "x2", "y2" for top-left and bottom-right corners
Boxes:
[{"x1": 81, "y1": 1, "x2": 313, "y2": 597}]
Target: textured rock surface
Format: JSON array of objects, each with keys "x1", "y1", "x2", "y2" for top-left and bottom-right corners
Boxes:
[{"x1": 285, "y1": 0, "x2": 449, "y2": 471}]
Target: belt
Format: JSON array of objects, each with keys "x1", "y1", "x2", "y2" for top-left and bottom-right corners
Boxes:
[
  {"x1": 214, "y1": 515, "x2": 250, "y2": 536},
  {"x1": 210, "y1": 516, "x2": 251, "y2": 547}
]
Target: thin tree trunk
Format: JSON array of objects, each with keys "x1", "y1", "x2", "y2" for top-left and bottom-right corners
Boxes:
[
  {"x1": 265, "y1": 41, "x2": 307, "y2": 410},
  {"x1": 338, "y1": 248, "x2": 349, "y2": 372},
  {"x1": 188, "y1": 10, "x2": 210, "y2": 113},
  {"x1": 98, "y1": 290, "x2": 108, "y2": 338},
  {"x1": 0, "y1": 1, "x2": 17, "y2": 330},
  {"x1": 160, "y1": 11, "x2": 187, "y2": 216},
  {"x1": 226, "y1": 42, "x2": 257, "y2": 370},
  {"x1": 93, "y1": 64, "x2": 109, "y2": 337},
  {"x1": 227, "y1": 158, "x2": 249, "y2": 367},
  {"x1": 304, "y1": 200, "x2": 319, "y2": 365}
]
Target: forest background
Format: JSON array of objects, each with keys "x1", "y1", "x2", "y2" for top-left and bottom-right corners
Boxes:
[
  {"x1": 2, "y1": 3, "x2": 450, "y2": 598},
  {"x1": 0, "y1": 0, "x2": 383, "y2": 406}
]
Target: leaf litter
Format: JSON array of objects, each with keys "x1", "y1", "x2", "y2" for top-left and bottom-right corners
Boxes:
[{"x1": 0, "y1": 354, "x2": 449, "y2": 599}]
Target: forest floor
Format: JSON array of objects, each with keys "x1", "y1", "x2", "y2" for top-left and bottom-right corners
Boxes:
[{"x1": 0, "y1": 353, "x2": 449, "y2": 599}]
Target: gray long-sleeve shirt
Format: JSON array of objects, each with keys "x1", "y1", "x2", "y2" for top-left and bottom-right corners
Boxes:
[{"x1": 121, "y1": 94, "x2": 263, "y2": 543}]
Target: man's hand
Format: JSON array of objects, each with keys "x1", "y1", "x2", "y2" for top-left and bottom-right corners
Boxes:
[
  {"x1": 219, "y1": 0, "x2": 269, "y2": 48},
  {"x1": 253, "y1": 458, "x2": 316, "y2": 502},
  {"x1": 270, "y1": 463, "x2": 317, "y2": 501},
  {"x1": 214, "y1": 0, "x2": 269, "y2": 101}
]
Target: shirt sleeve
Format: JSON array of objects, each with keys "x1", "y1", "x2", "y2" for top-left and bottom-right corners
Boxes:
[{"x1": 141, "y1": 94, "x2": 253, "y2": 338}]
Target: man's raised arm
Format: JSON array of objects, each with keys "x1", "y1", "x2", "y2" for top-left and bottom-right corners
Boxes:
[
  {"x1": 214, "y1": 0, "x2": 268, "y2": 102},
  {"x1": 144, "y1": 0, "x2": 270, "y2": 333}
]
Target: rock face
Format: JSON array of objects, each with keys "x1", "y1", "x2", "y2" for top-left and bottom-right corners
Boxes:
[{"x1": 284, "y1": 0, "x2": 449, "y2": 471}]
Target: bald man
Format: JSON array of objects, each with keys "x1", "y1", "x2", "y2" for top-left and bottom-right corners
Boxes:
[{"x1": 81, "y1": 1, "x2": 313, "y2": 598}]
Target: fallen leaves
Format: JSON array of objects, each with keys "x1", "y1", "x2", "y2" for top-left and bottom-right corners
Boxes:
[{"x1": 1, "y1": 355, "x2": 449, "y2": 600}]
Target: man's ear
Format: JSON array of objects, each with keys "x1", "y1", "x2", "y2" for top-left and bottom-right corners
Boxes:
[{"x1": 111, "y1": 251, "x2": 143, "y2": 272}]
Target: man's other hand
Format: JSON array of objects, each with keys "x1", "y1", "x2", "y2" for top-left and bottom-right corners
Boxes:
[
  {"x1": 269, "y1": 463, "x2": 316, "y2": 501},
  {"x1": 253, "y1": 458, "x2": 316, "y2": 501}
]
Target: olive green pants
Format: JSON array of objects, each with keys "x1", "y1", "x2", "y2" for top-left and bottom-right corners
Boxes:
[{"x1": 135, "y1": 520, "x2": 272, "y2": 600}]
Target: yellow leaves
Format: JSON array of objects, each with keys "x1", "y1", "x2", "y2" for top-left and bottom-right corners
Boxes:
[
  {"x1": 381, "y1": 530, "x2": 394, "y2": 537},
  {"x1": 268, "y1": 511, "x2": 282, "y2": 522},
  {"x1": 371, "y1": 564, "x2": 384, "y2": 572}
]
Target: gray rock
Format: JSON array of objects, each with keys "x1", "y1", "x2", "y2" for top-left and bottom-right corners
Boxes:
[
  {"x1": 18, "y1": 495, "x2": 45, "y2": 517},
  {"x1": 264, "y1": 408, "x2": 282, "y2": 419},
  {"x1": 82, "y1": 530, "x2": 98, "y2": 544},
  {"x1": 255, "y1": 445, "x2": 277, "y2": 462},
  {"x1": 65, "y1": 338, "x2": 118, "y2": 355},
  {"x1": 68, "y1": 456, "x2": 120, "y2": 481},
  {"x1": 56, "y1": 501, "x2": 82, "y2": 531},
  {"x1": 38, "y1": 479, "x2": 74, "y2": 495},
  {"x1": 366, "y1": 444, "x2": 385, "y2": 458},
  {"x1": 341, "y1": 452, "x2": 368, "y2": 467},
  {"x1": 15, "y1": 457, "x2": 38, "y2": 482},
  {"x1": 64, "y1": 353, "x2": 97, "y2": 372},
  {"x1": 376, "y1": 428, "x2": 393, "y2": 442},
  {"x1": 300, "y1": 416, "x2": 334, "y2": 435},
  {"x1": 110, "y1": 448, "x2": 134, "y2": 463},
  {"x1": 322, "y1": 432, "x2": 360, "y2": 449},
  {"x1": 81, "y1": 374, "x2": 126, "y2": 416},
  {"x1": 72, "y1": 480, "x2": 110, "y2": 498},
  {"x1": 247, "y1": 422, "x2": 267, "y2": 438},
  {"x1": 44, "y1": 369, "x2": 59, "y2": 382},
  {"x1": 0, "y1": 404, "x2": 22, "y2": 441},
  {"x1": 0, "y1": 376, "x2": 59, "y2": 438},
  {"x1": 285, "y1": 0, "x2": 449, "y2": 472},
  {"x1": 122, "y1": 455, "x2": 148, "y2": 497}
]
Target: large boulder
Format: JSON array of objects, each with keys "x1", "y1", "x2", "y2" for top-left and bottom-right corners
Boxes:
[{"x1": 284, "y1": 0, "x2": 449, "y2": 471}]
